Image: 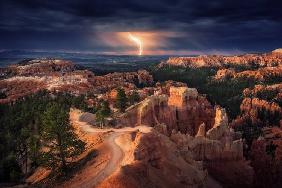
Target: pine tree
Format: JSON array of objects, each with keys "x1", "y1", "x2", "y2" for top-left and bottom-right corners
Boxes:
[
  {"x1": 96, "y1": 100, "x2": 111, "y2": 128},
  {"x1": 115, "y1": 88, "x2": 127, "y2": 112},
  {"x1": 40, "y1": 102, "x2": 85, "y2": 172},
  {"x1": 128, "y1": 90, "x2": 140, "y2": 105}
]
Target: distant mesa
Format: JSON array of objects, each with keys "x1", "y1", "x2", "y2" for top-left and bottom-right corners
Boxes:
[
  {"x1": 159, "y1": 49, "x2": 282, "y2": 68},
  {"x1": 272, "y1": 48, "x2": 282, "y2": 53}
]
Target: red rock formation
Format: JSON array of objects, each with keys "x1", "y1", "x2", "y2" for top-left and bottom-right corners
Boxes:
[
  {"x1": 250, "y1": 127, "x2": 282, "y2": 187},
  {"x1": 213, "y1": 68, "x2": 236, "y2": 80},
  {"x1": 213, "y1": 65, "x2": 282, "y2": 82},
  {"x1": 117, "y1": 86, "x2": 215, "y2": 136},
  {"x1": 7, "y1": 59, "x2": 75, "y2": 76},
  {"x1": 168, "y1": 106, "x2": 253, "y2": 188},
  {"x1": 162, "y1": 49, "x2": 282, "y2": 68},
  {"x1": 0, "y1": 59, "x2": 154, "y2": 103}
]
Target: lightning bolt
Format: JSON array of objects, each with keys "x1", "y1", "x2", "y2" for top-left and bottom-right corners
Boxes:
[{"x1": 128, "y1": 33, "x2": 142, "y2": 56}]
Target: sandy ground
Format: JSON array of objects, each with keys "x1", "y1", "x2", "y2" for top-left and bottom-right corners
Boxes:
[
  {"x1": 59, "y1": 109, "x2": 152, "y2": 188},
  {"x1": 59, "y1": 133, "x2": 121, "y2": 188}
]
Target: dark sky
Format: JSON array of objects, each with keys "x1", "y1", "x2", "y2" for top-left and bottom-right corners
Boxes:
[{"x1": 0, "y1": 0, "x2": 282, "y2": 55}]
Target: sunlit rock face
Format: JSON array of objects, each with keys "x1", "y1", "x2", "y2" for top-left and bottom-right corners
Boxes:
[
  {"x1": 117, "y1": 86, "x2": 215, "y2": 136},
  {"x1": 0, "y1": 59, "x2": 154, "y2": 103},
  {"x1": 162, "y1": 49, "x2": 282, "y2": 68},
  {"x1": 100, "y1": 130, "x2": 208, "y2": 188},
  {"x1": 169, "y1": 106, "x2": 243, "y2": 161},
  {"x1": 213, "y1": 68, "x2": 236, "y2": 81},
  {"x1": 5, "y1": 59, "x2": 76, "y2": 77},
  {"x1": 116, "y1": 86, "x2": 252, "y2": 187},
  {"x1": 213, "y1": 66, "x2": 282, "y2": 82},
  {"x1": 272, "y1": 48, "x2": 282, "y2": 54}
]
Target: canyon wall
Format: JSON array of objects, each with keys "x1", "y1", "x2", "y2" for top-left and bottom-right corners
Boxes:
[{"x1": 117, "y1": 86, "x2": 215, "y2": 136}]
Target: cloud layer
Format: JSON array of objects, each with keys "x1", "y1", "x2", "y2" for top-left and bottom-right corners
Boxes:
[{"x1": 1, "y1": 0, "x2": 282, "y2": 54}]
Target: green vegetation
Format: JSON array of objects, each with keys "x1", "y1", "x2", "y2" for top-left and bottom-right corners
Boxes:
[
  {"x1": 0, "y1": 91, "x2": 88, "y2": 182},
  {"x1": 96, "y1": 100, "x2": 111, "y2": 128},
  {"x1": 40, "y1": 103, "x2": 85, "y2": 171},
  {"x1": 206, "y1": 77, "x2": 257, "y2": 118},
  {"x1": 115, "y1": 88, "x2": 128, "y2": 112},
  {"x1": 152, "y1": 65, "x2": 282, "y2": 156},
  {"x1": 151, "y1": 66, "x2": 216, "y2": 91},
  {"x1": 88, "y1": 61, "x2": 159, "y2": 76},
  {"x1": 128, "y1": 90, "x2": 140, "y2": 105},
  {"x1": 254, "y1": 89, "x2": 278, "y2": 102},
  {"x1": 151, "y1": 65, "x2": 257, "y2": 119}
]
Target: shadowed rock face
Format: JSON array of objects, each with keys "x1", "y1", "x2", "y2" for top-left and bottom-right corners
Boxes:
[{"x1": 250, "y1": 127, "x2": 282, "y2": 187}]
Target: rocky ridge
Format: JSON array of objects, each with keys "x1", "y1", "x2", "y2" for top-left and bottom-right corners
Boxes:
[
  {"x1": 0, "y1": 59, "x2": 153, "y2": 103},
  {"x1": 161, "y1": 49, "x2": 282, "y2": 68},
  {"x1": 113, "y1": 86, "x2": 253, "y2": 187}
]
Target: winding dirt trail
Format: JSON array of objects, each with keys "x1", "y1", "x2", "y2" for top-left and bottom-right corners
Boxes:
[
  {"x1": 66, "y1": 110, "x2": 152, "y2": 188},
  {"x1": 66, "y1": 110, "x2": 221, "y2": 188},
  {"x1": 77, "y1": 132, "x2": 124, "y2": 188}
]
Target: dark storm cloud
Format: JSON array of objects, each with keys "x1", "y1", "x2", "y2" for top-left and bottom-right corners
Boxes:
[{"x1": 0, "y1": 0, "x2": 282, "y2": 54}]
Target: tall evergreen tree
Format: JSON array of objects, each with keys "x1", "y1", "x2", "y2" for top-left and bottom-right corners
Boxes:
[
  {"x1": 115, "y1": 88, "x2": 128, "y2": 112},
  {"x1": 40, "y1": 103, "x2": 85, "y2": 172},
  {"x1": 128, "y1": 90, "x2": 140, "y2": 105},
  {"x1": 96, "y1": 100, "x2": 111, "y2": 128}
]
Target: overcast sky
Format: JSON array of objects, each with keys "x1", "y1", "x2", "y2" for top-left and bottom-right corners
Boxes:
[{"x1": 1, "y1": 0, "x2": 282, "y2": 55}]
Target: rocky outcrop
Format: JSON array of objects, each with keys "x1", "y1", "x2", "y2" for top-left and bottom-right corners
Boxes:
[
  {"x1": 116, "y1": 86, "x2": 215, "y2": 136},
  {"x1": 167, "y1": 106, "x2": 251, "y2": 187},
  {"x1": 162, "y1": 49, "x2": 282, "y2": 68},
  {"x1": 214, "y1": 66, "x2": 282, "y2": 82},
  {"x1": 168, "y1": 86, "x2": 198, "y2": 108},
  {"x1": 272, "y1": 48, "x2": 282, "y2": 54},
  {"x1": 206, "y1": 107, "x2": 229, "y2": 140},
  {"x1": 101, "y1": 130, "x2": 208, "y2": 188},
  {"x1": 170, "y1": 106, "x2": 243, "y2": 161},
  {"x1": 231, "y1": 97, "x2": 282, "y2": 127},
  {"x1": 6, "y1": 59, "x2": 75, "y2": 77},
  {"x1": 196, "y1": 123, "x2": 206, "y2": 137},
  {"x1": 243, "y1": 83, "x2": 282, "y2": 102},
  {"x1": 250, "y1": 127, "x2": 282, "y2": 187},
  {"x1": 213, "y1": 68, "x2": 236, "y2": 80},
  {"x1": 0, "y1": 59, "x2": 154, "y2": 103}
]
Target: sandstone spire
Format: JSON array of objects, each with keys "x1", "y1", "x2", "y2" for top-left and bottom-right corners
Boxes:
[{"x1": 196, "y1": 123, "x2": 206, "y2": 137}]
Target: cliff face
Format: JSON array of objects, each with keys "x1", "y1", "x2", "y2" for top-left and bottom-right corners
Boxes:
[
  {"x1": 117, "y1": 86, "x2": 215, "y2": 136},
  {"x1": 115, "y1": 86, "x2": 251, "y2": 187},
  {"x1": 169, "y1": 106, "x2": 244, "y2": 161},
  {"x1": 162, "y1": 49, "x2": 282, "y2": 68},
  {"x1": 98, "y1": 130, "x2": 208, "y2": 188}
]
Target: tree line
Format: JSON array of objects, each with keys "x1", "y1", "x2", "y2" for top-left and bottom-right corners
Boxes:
[{"x1": 0, "y1": 91, "x2": 88, "y2": 183}]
